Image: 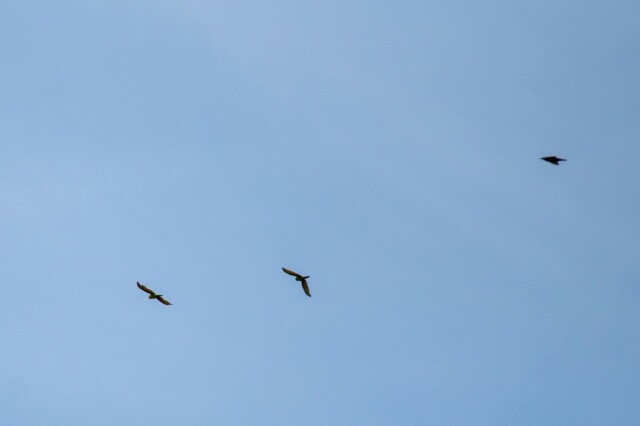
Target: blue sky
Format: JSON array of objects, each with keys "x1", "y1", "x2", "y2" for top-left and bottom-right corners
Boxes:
[{"x1": 1, "y1": 1, "x2": 639, "y2": 424}]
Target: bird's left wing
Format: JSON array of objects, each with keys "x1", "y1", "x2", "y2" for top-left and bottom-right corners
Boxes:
[
  {"x1": 137, "y1": 282, "x2": 155, "y2": 296},
  {"x1": 282, "y1": 267, "x2": 301, "y2": 278}
]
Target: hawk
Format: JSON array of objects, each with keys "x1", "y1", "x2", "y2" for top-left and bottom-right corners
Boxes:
[
  {"x1": 540, "y1": 156, "x2": 566, "y2": 165},
  {"x1": 282, "y1": 267, "x2": 311, "y2": 297},
  {"x1": 136, "y1": 282, "x2": 172, "y2": 305}
]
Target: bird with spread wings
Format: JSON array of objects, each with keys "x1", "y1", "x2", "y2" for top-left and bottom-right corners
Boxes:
[
  {"x1": 282, "y1": 267, "x2": 312, "y2": 297},
  {"x1": 540, "y1": 156, "x2": 566, "y2": 165},
  {"x1": 137, "y1": 282, "x2": 172, "y2": 305}
]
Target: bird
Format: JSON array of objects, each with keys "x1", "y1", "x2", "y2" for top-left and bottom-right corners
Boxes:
[
  {"x1": 540, "y1": 156, "x2": 566, "y2": 165},
  {"x1": 282, "y1": 267, "x2": 311, "y2": 297},
  {"x1": 136, "y1": 282, "x2": 172, "y2": 305}
]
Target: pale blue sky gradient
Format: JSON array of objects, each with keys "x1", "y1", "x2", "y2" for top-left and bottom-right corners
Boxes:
[{"x1": 1, "y1": 1, "x2": 639, "y2": 424}]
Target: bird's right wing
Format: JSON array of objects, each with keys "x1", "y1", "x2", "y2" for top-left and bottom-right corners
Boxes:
[
  {"x1": 301, "y1": 280, "x2": 312, "y2": 297},
  {"x1": 282, "y1": 267, "x2": 301, "y2": 278},
  {"x1": 157, "y1": 296, "x2": 172, "y2": 306},
  {"x1": 136, "y1": 282, "x2": 155, "y2": 296}
]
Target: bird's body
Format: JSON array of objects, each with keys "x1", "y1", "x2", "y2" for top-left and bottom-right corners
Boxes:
[
  {"x1": 136, "y1": 282, "x2": 172, "y2": 305},
  {"x1": 540, "y1": 156, "x2": 566, "y2": 165},
  {"x1": 282, "y1": 267, "x2": 311, "y2": 297}
]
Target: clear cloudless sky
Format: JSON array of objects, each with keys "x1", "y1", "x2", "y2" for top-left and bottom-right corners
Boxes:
[{"x1": 1, "y1": 1, "x2": 639, "y2": 425}]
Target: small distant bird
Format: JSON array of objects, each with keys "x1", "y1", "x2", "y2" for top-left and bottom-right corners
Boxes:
[
  {"x1": 136, "y1": 282, "x2": 172, "y2": 305},
  {"x1": 282, "y1": 267, "x2": 311, "y2": 297},
  {"x1": 540, "y1": 156, "x2": 566, "y2": 165}
]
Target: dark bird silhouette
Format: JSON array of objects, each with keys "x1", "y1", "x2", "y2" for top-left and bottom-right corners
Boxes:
[
  {"x1": 136, "y1": 282, "x2": 172, "y2": 305},
  {"x1": 282, "y1": 267, "x2": 311, "y2": 297},
  {"x1": 540, "y1": 156, "x2": 566, "y2": 165}
]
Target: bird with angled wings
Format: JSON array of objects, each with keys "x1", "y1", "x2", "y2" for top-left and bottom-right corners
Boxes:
[
  {"x1": 540, "y1": 156, "x2": 566, "y2": 165},
  {"x1": 282, "y1": 267, "x2": 312, "y2": 297},
  {"x1": 137, "y1": 282, "x2": 172, "y2": 305}
]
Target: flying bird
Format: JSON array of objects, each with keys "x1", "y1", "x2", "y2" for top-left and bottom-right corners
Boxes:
[
  {"x1": 282, "y1": 267, "x2": 311, "y2": 297},
  {"x1": 136, "y1": 282, "x2": 172, "y2": 305},
  {"x1": 540, "y1": 156, "x2": 566, "y2": 165}
]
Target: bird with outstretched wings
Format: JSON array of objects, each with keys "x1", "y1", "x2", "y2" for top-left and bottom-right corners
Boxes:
[
  {"x1": 137, "y1": 282, "x2": 172, "y2": 305},
  {"x1": 282, "y1": 267, "x2": 311, "y2": 297},
  {"x1": 540, "y1": 156, "x2": 566, "y2": 165}
]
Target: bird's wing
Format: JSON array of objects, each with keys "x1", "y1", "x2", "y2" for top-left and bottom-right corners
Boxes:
[
  {"x1": 301, "y1": 280, "x2": 311, "y2": 297},
  {"x1": 157, "y1": 296, "x2": 172, "y2": 305},
  {"x1": 137, "y1": 282, "x2": 155, "y2": 296},
  {"x1": 282, "y1": 267, "x2": 301, "y2": 278}
]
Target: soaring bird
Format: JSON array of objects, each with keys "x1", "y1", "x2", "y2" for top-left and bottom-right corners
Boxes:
[
  {"x1": 282, "y1": 267, "x2": 311, "y2": 297},
  {"x1": 136, "y1": 282, "x2": 172, "y2": 305},
  {"x1": 540, "y1": 156, "x2": 566, "y2": 165}
]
